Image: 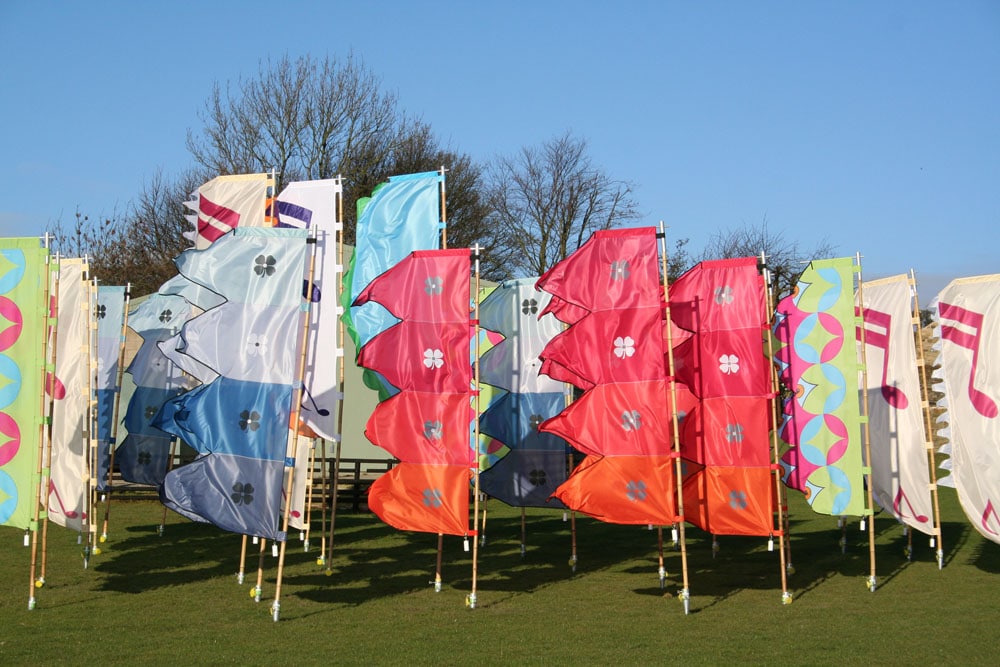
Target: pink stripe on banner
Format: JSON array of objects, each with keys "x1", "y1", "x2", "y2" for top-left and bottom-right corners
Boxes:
[{"x1": 198, "y1": 194, "x2": 242, "y2": 242}]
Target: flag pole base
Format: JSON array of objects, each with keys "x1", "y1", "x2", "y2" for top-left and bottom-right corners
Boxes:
[
  {"x1": 316, "y1": 555, "x2": 326, "y2": 567},
  {"x1": 781, "y1": 591, "x2": 793, "y2": 605},
  {"x1": 99, "y1": 533, "x2": 107, "y2": 543},
  {"x1": 28, "y1": 596, "x2": 36, "y2": 610},
  {"x1": 303, "y1": 539, "x2": 310, "y2": 553},
  {"x1": 237, "y1": 572, "x2": 245, "y2": 585},
  {"x1": 936, "y1": 550, "x2": 943, "y2": 570},
  {"x1": 712, "y1": 538, "x2": 719, "y2": 559},
  {"x1": 157, "y1": 525, "x2": 164, "y2": 537},
  {"x1": 271, "y1": 600, "x2": 280, "y2": 622},
  {"x1": 35, "y1": 577, "x2": 45, "y2": 589},
  {"x1": 678, "y1": 588, "x2": 690, "y2": 615},
  {"x1": 658, "y1": 567, "x2": 666, "y2": 590},
  {"x1": 434, "y1": 577, "x2": 442, "y2": 593},
  {"x1": 786, "y1": 562, "x2": 795, "y2": 576},
  {"x1": 252, "y1": 585, "x2": 262, "y2": 602},
  {"x1": 866, "y1": 575, "x2": 877, "y2": 593},
  {"x1": 520, "y1": 543, "x2": 526, "y2": 559},
  {"x1": 904, "y1": 544, "x2": 913, "y2": 561},
  {"x1": 466, "y1": 593, "x2": 477, "y2": 609}
]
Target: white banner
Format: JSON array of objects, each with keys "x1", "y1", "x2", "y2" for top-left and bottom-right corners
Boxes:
[
  {"x1": 860, "y1": 275, "x2": 936, "y2": 535},
  {"x1": 931, "y1": 274, "x2": 1000, "y2": 544},
  {"x1": 47, "y1": 260, "x2": 92, "y2": 531}
]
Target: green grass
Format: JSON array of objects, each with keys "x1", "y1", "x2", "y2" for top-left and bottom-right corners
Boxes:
[{"x1": 1, "y1": 487, "x2": 997, "y2": 666}]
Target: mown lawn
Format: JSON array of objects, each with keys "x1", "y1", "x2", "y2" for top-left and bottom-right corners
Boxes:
[{"x1": 1, "y1": 486, "x2": 997, "y2": 666}]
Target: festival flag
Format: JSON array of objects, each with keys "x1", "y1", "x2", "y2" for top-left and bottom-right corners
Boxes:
[
  {"x1": 94, "y1": 286, "x2": 126, "y2": 491},
  {"x1": 342, "y1": 172, "x2": 443, "y2": 352},
  {"x1": 117, "y1": 294, "x2": 195, "y2": 486},
  {"x1": 158, "y1": 228, "x2": 309, "y2": 541},
  {"x1": 538, "y1": 227, "x2": 679, "y2": 525},
  {"x1": 477, "y1": 278, "x2": 569, "y2": 508},
  {"x1": 47, "y1": 259, "x2": 92, "y2": 531},
  {"x1": 667, "y1": 257, "x2": 775, "y2": 536},
  {"x1": 356, "y1": 248, "x2": 472, "y2": 535},
  {"x1": 276, "y1": 178, "x2": 343, "y2": 440},
  {"x1": 774, "y1": 257, "x2": 865, "y2": 516},
  {"x1": 184, "y1": 173, "x2": 271, "y2": 249},
  {"x1": 0, "y1": 238, "x2": 48, "y2": 530},
  {"x1": 930, "y1": 274, "x2": 1000, "y2": 543},
  {"x1": 368, "y1": 463, "x2": 471, "y2": 536},
  {"x1": 553, "y1": 454, "x2": 677, "y2": 525},
  {"x1": 860, "y1": 275, "x2": 936, "y2": 535}
]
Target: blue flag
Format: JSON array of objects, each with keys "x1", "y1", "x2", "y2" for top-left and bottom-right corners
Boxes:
[{"x1": 158, "y1": 227, "x2": 309, "y2": 541}]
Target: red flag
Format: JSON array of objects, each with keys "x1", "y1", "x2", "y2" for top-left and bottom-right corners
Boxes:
[
  {"x1": 354, "y1": 248, "x2": 471, "y2": 323},
  {"x1": 554, "y1": 454, "x2": 677, "y2": 525},
  {"x1": 538, "y1": 294, "x2": 589, "y2": 326},
  {"x1": 669, "y1": 257, "x2": 765, "y2": 333},
  {"x1": 539, "y1": 306, "x2": 667, "y2": 388},
  {"x1": 540, "y1": 380, "x2": 691, "y2": 457},
  {"x1": 680, "y1": 397, "x2": 772, "y2": 467},
  {"x1": 367, "y1": 463, "x2": 470, "y2": 536},
  {"x1": 536, "y1": 227, "x2": 662, "y2": 312},
  {"x1": 357, "y1": 320, "x2": 471, "y2": 392},
  {"x1": 682, "y1": 465, "x2": 775, "y2": 536},
  {"x1": 672, "y1": 328, "x2": 770, "y2": 399},
  {"x1": 365, "y1": 391, "x2": 473, "y2": 465}
]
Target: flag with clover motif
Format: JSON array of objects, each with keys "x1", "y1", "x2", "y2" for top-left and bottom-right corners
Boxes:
[
  {"x1": 157, "y1": 228, "x2": 309, "y2": 540},
  {"x1": 669, "y1": 257, "x2": 776, "y2": 535},
  {"x1": 477, "y1": 278, "x2": 569, "y2": 508},
  {"x1": 354, "y1": 249, "x2": 472, "y2": 535},
  {"x1": 537, "y1": 227, "x2": 681, "y2": 525},
  {"x1": 94, "y1": 285, "x2": 126, "y2": 491}
]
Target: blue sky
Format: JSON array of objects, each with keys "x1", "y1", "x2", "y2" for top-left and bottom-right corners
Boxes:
[{"x1": 1, "y1": 1, "x2": 997, "y2": 297}]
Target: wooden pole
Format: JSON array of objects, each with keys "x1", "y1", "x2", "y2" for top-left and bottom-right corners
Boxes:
[
  {"x1": 237, "y1": 534, "x2": 249, "y2": 585},
  {"x1": 158, "y1": 437, "x2": 179, "y2": 535},
  {"x1": 657, "y1": 526, "x2": 666, "y2": 589},
  {"x1": 761, "y1": 253, "x2": 791, "y2": 604},
  {"x1": 855, "y1": 254, "x2": 878, "y2": 592},
  {"x1": 468, "y1": 247, "x2": 483, "y2": 609},
  {"x1": 28, "y1": 244, "x2": 56, "y2": 609},
  {"x1": 325, "y1": 176, "x2": 346, "y2": 574},
  {"x1": 910, "y1": 269, "x2": 945, "y2": 568},
  {"x1": 271, "y1": 228, "x2": 319, "y2": 621},
  {"x1": 318, "y1": 438, "x2": 328, "y2": 566},
  {"x1": 100, "y1": 284, "x2": 131, "y2": 542},
  {"x1": 37, "y1": 255, "x2": 63, "y2": 591},
  {"x1": 659, "y1": 223, "x2": 692, "y2": 614},
  {"x1": 520, "y1": 508, "x2": 527, "y2": 558}
]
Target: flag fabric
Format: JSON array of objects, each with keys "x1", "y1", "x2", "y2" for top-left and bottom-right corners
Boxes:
[
  {"x1": 46, "y1": 259, "x2": 92, "y2": 531},
  {"x1": 117, "y1": 294, "x2": 195, "y2": 486},
  {"x1": 356, "y1": 248, "x2": 472, "y2": 536},
  {"x1": 158, "y1": 228, "x2": 309, "y2": 541},
  {"x1": 0, "y1": 238, "x2": 48, "y2": 530},
  {"x1": 276, "y1": 178, "x2": 343, "y2": 440},
  {"x1": 538, "y1": 227, "x2": 680, "y2": 525},
  {"x1": 94, "y1": 286, "x2": 126, "y2": 491},
  {"x1": 184, "y1": 173, "x2": 271, "y2": 249},
  {"x1": 367, "y1": 463, "x2": 471, "y2": 535},
  {"x1": 343, "y1": 172, "x2": 442, "y2": 351},
  {"x1": 477, "y1": 278, "x2": 568, "y2": 508},
  {"x1": 667, "y1": 257, "x2": 775, "y2": 536},
  {"x1": 774, "y1": 257, "x2": 865, "y2": 516},
  {"x1": 859, "y1": 275, "x2": 936, "y2": 535},
  {"x1": 930, "y1": 274, "x2": 1000, "y2": 543}
]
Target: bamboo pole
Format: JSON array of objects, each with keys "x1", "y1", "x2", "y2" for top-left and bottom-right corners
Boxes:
[
  {"x1": 520, "y1": 508, "x2": 527, "y2": 558},
  {"x1": 237, "y1": 534, "x2": 248, "y2": 585},
  {"x1": 910, "y1": 269, "x2": 945, "y2": 568},
  {"x1": 83, "y1": 270, "x2": 98, "y2": 567},
  {"x1": 301, "y1": 436, "x2": 317, "y2": 551},
  {"x1": 433, "y1": 168, "x2": 449, "y2": 590},
  {"x1": 318, "y1": 439, "x2": 328, "y2": 567},
  {"x1": 760, "y1": 253, "x2": 791, "y2": 603},
  {"x1": 480, "y1": 494, "x2": 488, "y2": 547},
  {"x1": 28, "y1": 243, "x2": 56, "y2": 609},
  {"x1": 325, "y1": 176, "x2": 346, "y2": 573},
  {"x1": 658, "y1": 223, "x2": 692, "y2": 614},
  {"x1": 158, "y1": 437, "x2": 179, "y2": 536},
  {"x1": 253, "y1": 537, "x2": 267, "y2": 602},
  {"x1": 468, "y1": 246, "x2": 483, "y2": 609},
  {"x1": 37, "y1": 255, "x2": 63, "y2": 591},
  {"x1": 271, "y1": 227, "x2": 320, "y2": 621},
  {"x1": 657, "y1": 526, "x2": 666, "y2": 589},
  {"x1": 855, "y1": 254, "x2": 878, "y2": 592},
  {"x1": 100, "y1": 284, "x2": 131, "y2": 542}
]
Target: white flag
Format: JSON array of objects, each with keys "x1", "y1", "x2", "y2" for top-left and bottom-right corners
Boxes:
[
  {"x1": 860, "y1": 275, "x2": 935, "y2": 535},
  {"x1": 930, "y1": 274, "x2": 1000, "y2": 544}
]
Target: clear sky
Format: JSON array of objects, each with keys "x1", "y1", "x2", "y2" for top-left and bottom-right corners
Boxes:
[{"x1": 1, "y1": 1, "x2": 997, "y2": 297}]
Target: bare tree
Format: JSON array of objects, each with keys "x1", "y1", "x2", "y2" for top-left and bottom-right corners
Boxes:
[
  {"x1": 699, "y1": 217, "x2": 838, "y2": 299},
  {"x1": 483, "y1": 132, "x2": 642, "y2": 279},
  {"x1": 186, "y1": 52, "x2": 487, "y2": 247}
]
